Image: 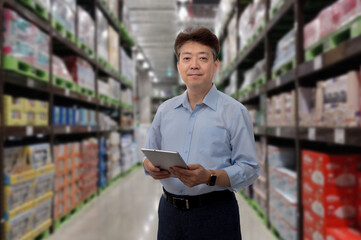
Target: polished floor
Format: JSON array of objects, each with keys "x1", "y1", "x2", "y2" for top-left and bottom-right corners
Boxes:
[{"x1": 48, "y1": 167, "x2": 273, "y2": 240}]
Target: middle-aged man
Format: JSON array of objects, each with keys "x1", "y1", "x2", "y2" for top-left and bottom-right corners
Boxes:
[{"x1": 143, "y1": 27, "x2": 260, "y2": 240}]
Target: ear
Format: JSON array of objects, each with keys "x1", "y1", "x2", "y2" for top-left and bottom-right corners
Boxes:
[{"x1": 177, "y1": 61, "x2": 180, "y2": 73}]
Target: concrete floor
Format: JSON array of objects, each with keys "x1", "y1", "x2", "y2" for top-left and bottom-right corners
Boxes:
[{"x1": 48, "y1": 167, "x2": 274, "y2": 240}]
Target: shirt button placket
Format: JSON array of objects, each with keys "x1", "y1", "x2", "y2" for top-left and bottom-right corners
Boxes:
[{"x1": 184, "y1": 112, "x2": 196, "y2": 160}]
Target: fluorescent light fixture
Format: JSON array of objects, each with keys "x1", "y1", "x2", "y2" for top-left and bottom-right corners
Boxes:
[
  {"x1": 153, "y1": 77, "x2": 159, "y2": 83},
  {"x1": 137, "y1": 52, "x2": 144, "y2": 61},
  {"x1": 178, "y1": 4, "x2": 188, "y2": 22},
  {"x1": 148, "y1": 71, "x2": 154, "y2": 77},
  {"x1": 142, "y1": 62, "x2": 149, "y2": 69}
]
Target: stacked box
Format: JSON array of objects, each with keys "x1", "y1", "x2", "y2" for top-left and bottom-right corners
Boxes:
[
  {"x1": 107, "y1": 0, "x2": 118, "y2": 19},
  {"x1": 51, "y1": 0, "x2": 75, "y2": 36},
  {"x1": 98, "y1": 138, "x2": 108, "y2": 188},
  {"x1": 120, "y1": 48, "x2": 134, "y2": 85},
  {"x1": 3, "y1": 8, "x2": 50, "y2": 71},
  {"x1": 302, "y1": 150, "x2": 361, "y2": 239},
  {"x1": 79, "y1": 139, "x2": 98, "y2": 200},
  {"x1": 272, "y1": 28, "x2": 296, "y2": 74},
  {"x1": 108, "y1": 26, "x2": 119, "y2": 71},
  {"x1": 121, "y1": 134, "x2": 133, "y2": 172},
  {"x1": 4, "y1": 143, "x2": 54, "y2": 240},
  {"x1": 52, "y1": 55, "x2": 74, "y2": 83},
  {"x1": 63, "y1": 56, "x2": 95, "y2": 91},
  {"x1": 53, "y1": 142, "x2": 81, "y2": 219},
  {"x1": 326, "y1": 227, "x2": 361, "y2": 239},
  {"x1": 107, "y1": 132, "x2": 121, "y2": 180},
  {"x1": 304, "y1": 0, "x2": 361, "y2": 49},
  {"x1": 267, "y1": 145, "x2": 297, "y2": 239},
  {"x1": 3, "y1": 95, "x2": 48, "y2": 126},
  {"x1": 77, "y1": 7, "x2": 95, "y2": 52},
  {"x1": 318, "y1": 71, "x2": 360, "y2": 127},
  {"x1": 108, "y1": 78, "x2": 121, "y2": 102},
  {"x1": 96, "y1": 8, "x2": 109, "y2": 62}
]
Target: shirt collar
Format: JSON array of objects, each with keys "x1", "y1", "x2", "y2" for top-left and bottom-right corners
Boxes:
[{"x1": 173, "y1": 84, "x2": 219, "y2": 111}]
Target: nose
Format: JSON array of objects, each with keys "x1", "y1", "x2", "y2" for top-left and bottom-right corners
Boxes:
[{"x1": 190, "y1": 58, "x2": 199, "y2": 70}]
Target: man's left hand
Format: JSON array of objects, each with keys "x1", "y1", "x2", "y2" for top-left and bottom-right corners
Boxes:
[{"x1": 169, "y1": 164, "x2": 209, "y2": 188}]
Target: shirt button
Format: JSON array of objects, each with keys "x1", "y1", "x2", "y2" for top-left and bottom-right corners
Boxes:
[{"x1": 188, "y1": 131, "x2": 191, "y2": 135}]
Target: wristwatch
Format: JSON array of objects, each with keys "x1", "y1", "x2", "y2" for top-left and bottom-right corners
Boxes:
[{"x1": 207, "y1": 170, "x2": 217, "y2": 186}]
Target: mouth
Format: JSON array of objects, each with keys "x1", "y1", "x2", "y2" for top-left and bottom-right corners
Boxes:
[{"x1": 187, "y1": 74, "x2": 202, "y2": 76}]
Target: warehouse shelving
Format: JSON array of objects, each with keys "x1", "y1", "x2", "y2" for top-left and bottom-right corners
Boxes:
[
  {"x1": 218, "y1": 0, "x2": 361, "y2": 239},
  {"x1": 0, "y1": 0, "x2": 137, "y2": 239}
]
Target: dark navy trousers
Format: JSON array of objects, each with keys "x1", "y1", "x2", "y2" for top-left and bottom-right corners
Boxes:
[{"x1": 157, "y1": 192, "x2": 242, "y2": 240}]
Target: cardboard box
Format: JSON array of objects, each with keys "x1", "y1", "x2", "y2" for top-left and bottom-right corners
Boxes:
[
  {"x1": 304, "y1": 209, "x2": 357, "y2": 240},
  {"x1": 322, "y1": 71, "x2": 360, "y2": 127},
  {"x1": 302, "y1": 182, "x2": 356, "y2": 219},
  {"x1": 302, "y1": 150, "x2": 359, "y2": 188},
  {"x1": 304, "y1": 18, "x2": 320, "y2": 49},
  {"x1": 298, "y1": 87, "x2": 316, "y2": 126},
  {"x1": 77, "y1": 7, "x2": 95, "y2": 51},
  {"x1": 326, "y1": 227, "x2": 361, "y2": 240},
  {"x1": 96, "y1": 8, "x2": 109, "y2": 62},
  {"x1": 108, "y1": 26, "x2": 119, "y2": 71},
  {"x1": 25, "y1": 143, "x2": 52, "y2": 169},
  {"x1": 267, "y1": 145, "x2": 296, "y2": 169}
]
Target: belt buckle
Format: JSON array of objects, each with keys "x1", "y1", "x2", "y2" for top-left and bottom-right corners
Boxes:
[{"x1": 172, "y1": 197, "x2": 190, "y2": 210}]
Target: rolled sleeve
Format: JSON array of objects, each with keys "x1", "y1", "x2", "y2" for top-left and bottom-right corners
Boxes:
[{"x1": 226, "y1": 108, "x2": 260, "y2": 192}]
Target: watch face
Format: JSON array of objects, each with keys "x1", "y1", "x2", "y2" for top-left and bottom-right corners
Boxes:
[{"x1": 209, "y1": 175, "x2": 217, "y2": 186}]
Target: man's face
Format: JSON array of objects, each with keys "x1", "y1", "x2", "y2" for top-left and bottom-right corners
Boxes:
[{"x1": 177, "y1": 41, "x2": 219, "y2": 91}]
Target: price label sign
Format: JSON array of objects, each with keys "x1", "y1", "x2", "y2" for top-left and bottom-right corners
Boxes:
[
  {"x1": 308, "y1": 128, "x2": 316, "y2": 141},
  {"x1": 254, "y1": 127, "x2": 259, "y2": 134},
  {"x1": 100, "y1": 100, "x2": 104, "y2": 106},
  {"x1": 65, "y1": 89, "x2": 70, "y2": 96},
  {"x1": 65, "y1": 126, "x2": 71, "y2": 133},
  {"x1": 255, "y1": 88, "x2": 260, "y2": 95},
  {"x1": 88, "y1": 96, "x2": 92, "y2": 102},
  {"x1": 334, "y1": 128, "x2": 345, "y2": 144},
  {"x1": 87, "y1": 126, "x2": 91, "y2": 132},
  {"x1": 276, "y1": 77, "x2": 281, "y2": 87},
  {"x1": 276, "y1": 127, "x2": 281, "y2": 137},
  {"x1": 26, "y1": 126, "x2": 34, "y2": 136},
  {"x1": 314, "y1": 55, "x2": 323, "y2": 71},
  {"x1": 27, "y1": 78, "x2": 35, "y2": 87}
]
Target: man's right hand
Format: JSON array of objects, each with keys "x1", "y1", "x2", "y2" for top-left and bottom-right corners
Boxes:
[{"x1": 144, "y1": 158, "x2": 170, "y2": 179}]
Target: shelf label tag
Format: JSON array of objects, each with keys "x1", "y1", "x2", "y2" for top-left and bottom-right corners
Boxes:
[
  {"x1": 276, "y1": 77, "x2": 281, "y2": 87},
  {"x1": 276, "y1": 127, "x2": 281, "y2": 137},
  {"x1": 314, "y1": 56, "x2": 323, "y2": 70},
  {"x1": 255, "y1": 88, "x2": 260, "y2": 95},
  {"x1": 66, "y1": 126, "x2": 71, "y2": 133},
  {"x1": 87, "y1": 126, "x2": 91, "y2": 132},
  {"x1": 308, "y1": 128, "x2": 316, "y2": 140},
  {"x1": 88, "y1": 96, "x2": 92, "y2": 102},
  {"x1": 65, "y1": 89, "x2": 70, "y2": 96},
  {"x1": 27, "y1": 78, "x2": 35, "y2": 87},
  {"x1": 334, "y1": 128, "x2": 345, "y2": 144},
  {"x1": 100, "y1": 100, "x2": 104, "y2": 106},
  {"x1": 254, "y1": 127, "x2": 259, "y2": 134},
  {"x1": 26, "y1": 126, "x2": 33, "y2": 136}
]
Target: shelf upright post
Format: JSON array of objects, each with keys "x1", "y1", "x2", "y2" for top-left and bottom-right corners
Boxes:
[
  {"x1": 294, "y1": 1, "x2": 304, "y2": 239},
  {"x1": 264, "y1": 0, "x2": 272, "y2": 229},
  {"x1": 0, "y1": 0, "x2": 5, "y2": 238}
]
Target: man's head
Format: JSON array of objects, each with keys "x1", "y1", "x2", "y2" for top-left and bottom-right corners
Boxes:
[
  {"x1": 174, "y1": 27, "x2": 220, "y2": 62},
  {"x1": 174, "y1": 27, "x2": 220, "y2": 92}
]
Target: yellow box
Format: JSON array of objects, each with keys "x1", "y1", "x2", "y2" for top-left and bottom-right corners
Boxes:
[
  {"x1": 24, "y1": 143, "x2": 51, "y2": 169},
  {"x1": 35, "y1": 112, "x2": 48, "y2": 126},
  {"x1": 4, "y1": 209, "x2": 33, "y2": 240},
  {"x1": 32, "y1": 219, "x2": 52, "y2": 239},
  {"x1": 23, "y1": 99, "x2": 37, "y2": 112},
  {"x1": 108, "y1": 26, "x2": 119, "y2": 71},
  {"x1": 4, "y1": 179, "x2": 35, "y2": 214},
  {"x1": 3, "y1": 95, "x2": 24, "y2": 111},
  {"x1": 36, "y1": 100, "x2": 48, "y2": 113},
  {"x1": 26, "y1": 111, "x2": 36, "y2": 125},
  {"x1": 4, "y1": 109, "x2": 26, "y2": 126}
]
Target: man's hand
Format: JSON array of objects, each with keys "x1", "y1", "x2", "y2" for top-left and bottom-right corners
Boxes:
[
  {"x1": 144, "y1": 158, "x2": 170, "y2": 179},
  {"x1": 169, "y1": 164, "x2": 210, "y2": 188}
]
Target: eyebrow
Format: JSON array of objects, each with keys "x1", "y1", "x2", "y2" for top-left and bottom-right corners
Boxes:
[{"x1": 181, "y1": 51, "x2": 210, "y2": 56}]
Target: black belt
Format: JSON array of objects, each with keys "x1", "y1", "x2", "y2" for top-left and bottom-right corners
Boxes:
[{"x1": 163, "y1": 188, "x2": 234, "y2": 210}]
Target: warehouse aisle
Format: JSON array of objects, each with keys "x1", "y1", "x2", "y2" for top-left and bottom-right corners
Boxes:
[{"x1": 49, "y1": 167, "x2": 273, "y2": 240}]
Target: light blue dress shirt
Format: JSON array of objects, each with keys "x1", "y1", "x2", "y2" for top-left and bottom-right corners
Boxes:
[{"x1": 145, "y1": 84, "x2": 260, "y2": 196}]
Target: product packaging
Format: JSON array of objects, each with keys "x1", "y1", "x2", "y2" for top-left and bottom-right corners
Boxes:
[
  {"x1": 96, "y1": 8, "x2": 109, "y2": 62},
  {"x1": 108, "y1": 26, "x2": 119, "y2": 71},
  {"x1": 77, "y1": 7, "x2": 95, "y2": 51},
  {"x1": 51, "y1": 0, "x2": 75, "y2": 35}
]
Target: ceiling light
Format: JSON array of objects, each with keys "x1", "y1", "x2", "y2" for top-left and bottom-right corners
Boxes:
[
  {"x1": 137, "y1": 53, "x2": 144, "y2": 61},
  {"x1": 148, "y1": 71, "x2": 154, "y2": 77},
  {"x1": 178, "y1": 5, "x2": 188, "y2": 22},
  {"x1": 142, "y1": 62, "x2": 149, "y2": 69},
  {"x1": 153, "y1": 77, "x2": 159, "y2": 83}
]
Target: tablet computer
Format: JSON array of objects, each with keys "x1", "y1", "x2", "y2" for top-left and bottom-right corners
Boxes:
[{"x1": 141, "y1": 148, "x2": 188, "y2": 177}]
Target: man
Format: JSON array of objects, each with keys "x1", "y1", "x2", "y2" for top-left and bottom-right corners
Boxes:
[{"x1": 143, "y1": 27, "x2": 260, "y2": 240}]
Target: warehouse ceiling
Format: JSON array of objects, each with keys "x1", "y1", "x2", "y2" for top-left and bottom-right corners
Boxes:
[{"x1": 123, "y1": 0, "x2": 219, "y2": 85}]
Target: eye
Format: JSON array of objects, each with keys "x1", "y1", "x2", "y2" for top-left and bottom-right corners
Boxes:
[
  {"x1": 200, "y1": 57, "x2": 208, "y2": 61},
  {"x1": 183, "y1": 57, "x2": 190, "y2": 61}
]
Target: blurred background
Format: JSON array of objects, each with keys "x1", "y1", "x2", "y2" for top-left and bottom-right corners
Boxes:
[{"x1": 1, "y1": 0, "x2": 361, "y2": 240}]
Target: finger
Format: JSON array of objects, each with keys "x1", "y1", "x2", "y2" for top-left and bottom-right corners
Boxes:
[{"x1": 187, "y1": 164, "x2": 201, "y2": 170}]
